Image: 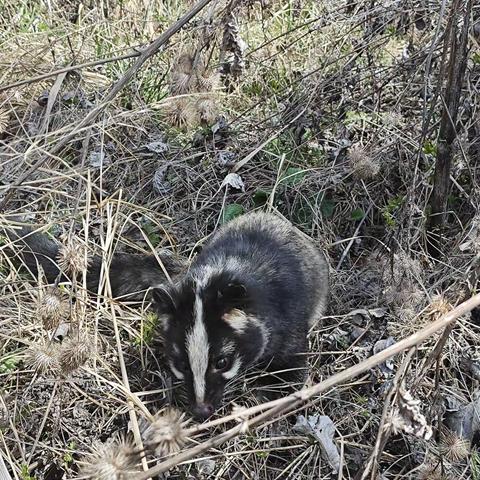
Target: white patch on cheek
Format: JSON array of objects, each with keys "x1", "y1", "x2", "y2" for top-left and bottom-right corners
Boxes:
[
  {"x1": 222, "y1": 356, "x2": 242, "y2": 380},
  {"x1": 222, "y1": 308, "x2": 249, "y2": 333},
  {"x1": 186, "y1": 287, "x2": 209, "y2": 403},
  {"x1": 168, "y1": 361, "x2": 184, "y2": 380}
]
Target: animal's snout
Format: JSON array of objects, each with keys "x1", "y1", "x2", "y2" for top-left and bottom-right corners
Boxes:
[{"x1": 192, "y1": 402, "x2": 214, "y2": 420}]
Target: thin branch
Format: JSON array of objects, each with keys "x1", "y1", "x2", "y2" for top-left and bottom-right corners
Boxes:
[
  {"x1": 0, "y1": 51, "x2": 140, "y2": 93},
  {"x1": 0, "y1": 0, "x2": 214, "y2": 212},
  {"x1": 358, "y1": 348, "x2": 415, "y2": 480}
]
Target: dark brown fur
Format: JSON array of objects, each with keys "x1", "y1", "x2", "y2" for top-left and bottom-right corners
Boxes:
[{"x1": 3, "y1": 220, "x2": 187, "y2": 300}]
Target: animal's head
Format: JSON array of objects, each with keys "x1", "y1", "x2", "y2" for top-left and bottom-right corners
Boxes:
[{"x1": 152, "y1": 271, "x2": 268, "y2": 420}]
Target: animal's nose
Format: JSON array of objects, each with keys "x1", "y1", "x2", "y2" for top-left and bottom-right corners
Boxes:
[{"x1": 192, "y1": 402, "x2": 214, "y2": 420}]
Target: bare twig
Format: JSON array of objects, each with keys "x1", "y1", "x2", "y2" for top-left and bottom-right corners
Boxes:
[
  {"x1": 0, "y1": 52, "x2": 140, "y2": 93},
  {"x1": 0, "y1": 0, "x2": 214, "y2": 211},
  {"x1": 135, "y1": 293, "x2": 480, "y2": 479},
  {"x1": 412, "y1": 322, "x2": 456, "y2": 391}
]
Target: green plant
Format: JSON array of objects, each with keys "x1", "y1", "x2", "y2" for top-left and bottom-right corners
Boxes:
[
  {"x1": 20, "y1": 464, "x2": 35, "y2": 480},
  {"x1": 422, "y1": 140, "x2": 437, "y2": 156},
  {"x1": 134, "y1": 312, "x2": 160, "y2": 347},
  {"x1": 0, "y1": 355, "x2": 19, "y2": 374},
  {"x1": 142, "y1": 221, "x2": 161, "y2": 247},
  {"x1": 320, "y1": 199, "x2": 335, "y2": 218},
  {"x1": 350, "y1": 208, "x2": 365, "y2": 221},
  {"x1": 280, "y1": 167, "x2": 307, "y2": 186},
  {"x1": 382, "y1": 195, "x2": 404, "y2": 228},
  {"x1": 221, "y1": 204, "x2": 245, "y2": 224}
]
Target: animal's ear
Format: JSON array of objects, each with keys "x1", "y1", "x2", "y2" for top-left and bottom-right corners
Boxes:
[
  {"x1": 152, "y1": 286, "x2": 176, "y2": 315},
  {"x1": 218, "y1": 282, "x2": 247, "y2": 305}
]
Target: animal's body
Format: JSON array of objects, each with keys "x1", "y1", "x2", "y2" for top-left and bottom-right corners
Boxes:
[
  {"x1": 153, "y1": 211, "x2": 329, "y2": 419},
  {"x1": 4, "y1": 212, "x2": 329, "y2": 419}
]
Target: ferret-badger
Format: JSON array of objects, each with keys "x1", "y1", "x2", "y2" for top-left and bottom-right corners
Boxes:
[
  {"x1": 153, "y1": 211, "x2": 329, "y2": 419},
  {"x1": 4, "y1": 212, "x2": 329, "y2": 419}
]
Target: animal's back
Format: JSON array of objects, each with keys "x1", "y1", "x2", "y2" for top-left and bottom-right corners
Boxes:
[{"x1": 194, "y1": 211, "x2": 329, "y2": 335}]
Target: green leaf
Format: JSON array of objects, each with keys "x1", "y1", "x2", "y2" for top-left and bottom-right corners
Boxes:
[
  {"x1": 0, "y1": 356, "x2": 19, "y2": 374},
  {"x1": 350, "y1": 208, "x2": 365, "y2": 221},
  {"x1": 142, "y1": 221, "x2": 161, "y2": 247},
  {"x1": 133, "y1": 312, "x2": 159, "y2": 347},
  {"x1": 320, "y1": 199, "x2": 335, "y2": 218},
  {"x1": 472, "y1": 52, "x2": 480, "y2": 65},
  {"x1": 252, "y1": 189, "x2": 270, "y2": 206},
  {"x1": 20, "y1": 465, "x2": 36, "y2": 480},
  {"x1": 422, "y1": 140, "x2": 437, "y2": 156},
  {"x1": 221, "y1": 204, "x2": 244, "y2": 224},
  {"x1": 280, "y1": 167, "x2": 306, "y2": 186}
]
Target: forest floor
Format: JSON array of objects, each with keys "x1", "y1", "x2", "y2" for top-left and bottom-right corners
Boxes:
[{"x1": 1, "y1": 0, "x2": 480, "y2": 479}]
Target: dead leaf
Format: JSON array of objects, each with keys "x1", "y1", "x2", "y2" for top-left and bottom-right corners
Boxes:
[
  {"x1": 293, "y1": 415, "x2": 340, "y2": 473},
  {"x1": 153, "y1": 166, "x2": 172, "y2": 195},
  {"x1": 50, "y1": 322, "x2": 70, "y2": 342},
  {"x1": 146, "y1": 140, "x2": 168, "y2": 153},
  {"x1": 39, "y1": 71, "x2": 68, "y2": 135},
  {"x1": 443, "y1": 390, "x2": 480, "y2": 441},
  {"x1": 373, "y1": 337, "x2": 396, "y2": 373},
  {"x1": 389, "y1": 387, "x2": 432, "y2": 440},
  {"x1": 221, "y1": 173, "x2": 244, "y2": 191},
  {"x1": 89, "y1": 150, "x2": 111, "y2": 168},
  {"x1": 81, "y1": 70, "x2": 110, "y2": 88},
  {"x1": 216, "y1": 150, "x2": 237, "y2": 167},
  {"x1": 197, "y1": 458, "x2": 216, "y2": 476}
]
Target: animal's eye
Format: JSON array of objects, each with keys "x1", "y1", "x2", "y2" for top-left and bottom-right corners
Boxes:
[{"x1": 214, "y1": 356, "x2": 231, "y2": 371}]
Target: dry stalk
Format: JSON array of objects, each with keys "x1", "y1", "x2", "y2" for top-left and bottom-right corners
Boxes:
[
  {"x1": 102, "y1": 199, "x2": 151, "y2": 474},
  {"x1": 357, "y1": 348, "x2": 416, "y2": 480},
  {"x1": 0, "y1": 52, "x2": 141, "y2": 92},
  {"x1": 0, "y1": 444, "x2": 13, "y2": 480},
  {"x1": 134, "y1": 293, "x2": 480, "y2": 479},
  {"x1": 412, "y1": 322, "x2": 456, "y2": 391},
  {"x1": 0, "y1": 0, "x2": 215, "y2": 211}
]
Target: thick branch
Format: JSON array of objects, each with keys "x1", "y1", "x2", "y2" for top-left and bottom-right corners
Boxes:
[
  {"x1": 428, "y1": 0, "x2": 472, "y2": 240},
  {"x1": 135, "y1": 292, "x2": 480, "y2": 479}
]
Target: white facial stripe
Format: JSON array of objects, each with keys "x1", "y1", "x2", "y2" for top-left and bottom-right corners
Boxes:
[
  {"x1": 193, "y1": 257, "x2": 245, "y2": 288},
  {"x1": 222, "y1": 308, "x2": 249, "y2": 333},
  {"x1": 222, "y1": 356, "x2": 242, "y2": 380},
  {"x1": 168, "y1": 361, "x2": 184, "y2": 380},
  {"x1": 186, "y1": 287, "x2": 209, "y2": 403},
  {"x1": 245, "y1": 315, "x2": 269, "y2": 360}
]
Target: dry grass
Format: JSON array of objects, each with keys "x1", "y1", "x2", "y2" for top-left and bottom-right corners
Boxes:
[{"x1": 1, "y1": 0, "x2": 480, "y2": 478}]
